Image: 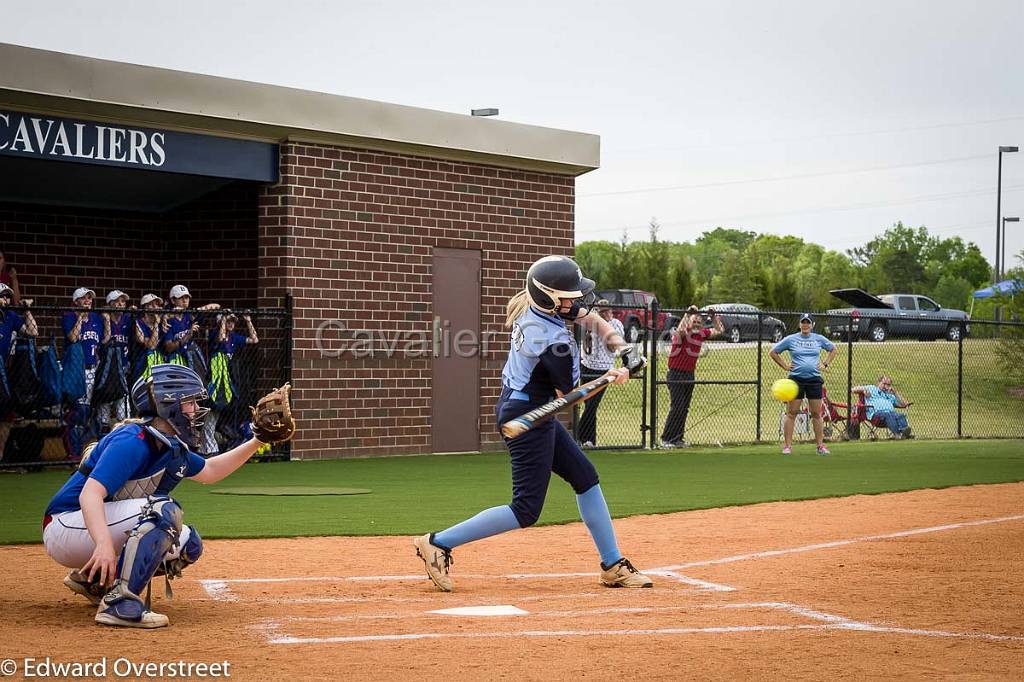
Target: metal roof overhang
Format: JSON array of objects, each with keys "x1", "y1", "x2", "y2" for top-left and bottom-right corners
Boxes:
[{"x1": 0, "y1": 43, "x2": 600, "y2": 176}]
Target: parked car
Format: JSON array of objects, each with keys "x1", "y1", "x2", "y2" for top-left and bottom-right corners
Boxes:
[
  {"x1": 825, "y1": 289, "x2": 971, "y2": 342},
  {"x1": 699, "y1": 303, "x2": 786, "y2": 343},
  {"x1": 593, "y1": 289, "x2": 678, "y2": 342}
]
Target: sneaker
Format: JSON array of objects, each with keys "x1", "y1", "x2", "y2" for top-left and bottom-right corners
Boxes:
[
  {"x1": 659, "y1": 439, "x2": 676, "y2": 448},
  {"x1": 782, "y1": 445, "x2": 792, "y2": 455},
  {"x1": 95, "y1": 590, "x2": 169, "y2": 629},
  {"x1": 660, "y1": 439, "x2": 688, "y2": 449},
  {"x1": 901, "y1": 427, "x2": 914, "y2": 440},
  {"x1": 817, "y1": 445, "x2": 830, "y2": 456},
  {"x1": 413, "y1": 533, "x2": 454, "y2": 592},
  {"x1": 600, "y1": 558, "x2": 654, "y2": 588},
  {"x1": 581, "y1": 441, "x2": 595, "y2": 448},
  {"x1": 64, "y1": 570, "x2": 105, "y2": 605}
]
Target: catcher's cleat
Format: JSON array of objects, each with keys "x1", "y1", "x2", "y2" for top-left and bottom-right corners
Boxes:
[
  {"x1": 600, "y1": 558, "x2": 654, "y2": 588},
  {"x1": 413, "y1": 533, "x2": 454, "y2": 592},
  {"x1": 95, "y1": 588, "x2": 169, "y2": 629},
  {"x1": 64, "y1": 570, "x2": 106, "y2": 605}
]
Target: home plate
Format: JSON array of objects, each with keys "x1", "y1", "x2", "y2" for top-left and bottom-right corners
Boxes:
[{"x1": 428, "y1": 605, "x2": 529, "y2": 617}]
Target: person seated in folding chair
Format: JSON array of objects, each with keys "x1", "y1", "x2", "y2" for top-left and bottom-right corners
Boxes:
[{"x1": 853, "y1": 375, "x2": 914, "y2": 439}]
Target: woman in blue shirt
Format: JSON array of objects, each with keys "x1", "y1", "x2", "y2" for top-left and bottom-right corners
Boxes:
[
  {"x1": 63, "y1": 287, "x2": 104, "y2": 406},
  {"x1": 97, "y1": 290, "x2": 132, "y2": 430},
  {"x1": 768, "y1": 313, "x2": 838, "y2": 455}
]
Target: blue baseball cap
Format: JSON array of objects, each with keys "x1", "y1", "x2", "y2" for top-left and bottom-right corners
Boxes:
[{"x1": 799, "y1": 313, "x2": 813, "y2": 323}]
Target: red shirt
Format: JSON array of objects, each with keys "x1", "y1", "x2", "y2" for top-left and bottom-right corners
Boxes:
[{"x1": 668, "y1": 327, "x2": 712, "y2": 371}]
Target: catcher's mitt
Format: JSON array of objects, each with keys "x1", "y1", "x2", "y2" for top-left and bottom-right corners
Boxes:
[{"x1": 250, "y1": 383, "x2": 296, "y2": 444}]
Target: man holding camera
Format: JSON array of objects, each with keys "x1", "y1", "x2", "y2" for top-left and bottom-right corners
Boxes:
[{"x1": 660, "y1": 305, "x2": 724, "y2": 448}]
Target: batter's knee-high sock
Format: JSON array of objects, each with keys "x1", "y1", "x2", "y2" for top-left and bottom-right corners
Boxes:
[
  {"x1": 576, "y1": 484, "x2": 621, "y2": 567},
  {"x1": 433, "y1": 505, "x2": 521, "y2": 549}
]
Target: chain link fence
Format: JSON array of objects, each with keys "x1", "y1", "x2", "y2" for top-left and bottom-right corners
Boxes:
[
  {"x1": 0, "y1": 302, "x2": 291, "y2": 470},
  {"x1": 580, "y1": 303, "x2": 1023, "y2": 449}
]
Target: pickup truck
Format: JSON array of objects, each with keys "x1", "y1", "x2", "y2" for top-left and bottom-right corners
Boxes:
[
  {"x1": 825, "y1": 289, "x2": 971, "y2": 342},
  {"x1": 593, "y1": 289, "x2": 679, "y2": 342}
]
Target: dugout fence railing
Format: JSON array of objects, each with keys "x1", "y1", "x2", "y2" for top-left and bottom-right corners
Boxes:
[{"x1": 0, "y1": 298, "x2": 292, "y2": 470}]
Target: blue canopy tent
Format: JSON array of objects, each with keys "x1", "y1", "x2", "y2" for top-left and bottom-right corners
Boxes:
[
  {"x1": 973, "y1": 279, "x2": 1023, "y2": 299},
  {"x1": 971, "y1": 279, "x2": 1023, "y2": 316}
]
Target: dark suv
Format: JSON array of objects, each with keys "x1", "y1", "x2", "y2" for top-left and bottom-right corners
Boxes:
[
  {"x1": 593, "y1": 289, "x2": 678, "y2": 342},
  {"x1": 700, "y1": 303, "x2": 786, "y2": 343}
]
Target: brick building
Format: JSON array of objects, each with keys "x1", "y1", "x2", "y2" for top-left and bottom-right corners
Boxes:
[{"x1": 0, "y1": 43, "x2": 599, "y2": 459}]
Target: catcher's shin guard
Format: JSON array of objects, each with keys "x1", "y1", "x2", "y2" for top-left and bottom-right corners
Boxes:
[
  {"x1": 156, "y1": 525, "x2": 203, "y2": 585},
  {"x1": 96, "y1": 497, "x2": 181, "y2": 628}
]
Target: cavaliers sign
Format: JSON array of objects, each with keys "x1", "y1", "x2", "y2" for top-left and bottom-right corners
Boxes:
[{"x1": 0, "y1": 110, "x2": 278, "y2": 182}]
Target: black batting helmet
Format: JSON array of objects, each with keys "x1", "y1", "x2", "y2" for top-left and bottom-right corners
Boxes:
[{"x1": 526, "y1": 256, "x2": 595, "y2": 313}]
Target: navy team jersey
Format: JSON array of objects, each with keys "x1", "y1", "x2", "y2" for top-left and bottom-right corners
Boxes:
[
  {"x1": 62, "y1": 311, "x2": 103, "y2": 368},
  {"x1": 209, "y1": 330, "x2": 248, "y2": 359},
  {"x1": 162, "y1": 312, "x2": 194, "y2": 362},
  {"x1": 45, "y1": 423, "x2": 206, "y2": 515},
  {"x1": 0, "y1": 309, "x2": 25, "y2": 358},
  {"x1": 108, "y1": 313, "x2": 131, "y2": 364},
  {"x1": 502, "y1": 307, "x2": 579, "y2": 401}
]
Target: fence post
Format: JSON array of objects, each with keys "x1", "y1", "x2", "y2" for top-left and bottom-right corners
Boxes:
[
  {"x1": 957, "y1": 319, "x2": 963, "y2": 439},
  {"x1": 756, "y1": 312, "x2": 762, "y2": 442},
  {"x1": 283, "y1": 292, "x2": 294, "y2": 460},
  {"x1": 847, "y1": 315, "x2": 854, "y2": 439},
  {"x1": 648, "y1": 300, "x2": 658, "y2": 449}
]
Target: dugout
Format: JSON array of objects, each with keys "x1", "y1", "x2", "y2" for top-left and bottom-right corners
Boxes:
[{"x1": 0, "y1": 43, "x2": 599, "y2": 460}]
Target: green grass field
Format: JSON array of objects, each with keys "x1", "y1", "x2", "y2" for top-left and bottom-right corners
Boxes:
[
  {"x1": 3, "y1": 439, "x2": 1022, "y2": 545},
  {"x1": 590, "y1": 338, "x2": 1024, "y2": 448}
]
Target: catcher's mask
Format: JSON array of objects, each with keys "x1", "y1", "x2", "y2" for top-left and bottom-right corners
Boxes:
[
  {"x1": 131, "y1": 364, "x2": 210, "y2": 449},
  {"x1": 526, "y1": 256, "x2": 596, "y2": 321}
]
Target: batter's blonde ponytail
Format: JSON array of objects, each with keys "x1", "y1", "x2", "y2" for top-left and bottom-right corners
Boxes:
[{"x1": 505, "y1": 289, "x2": 531, "y2": 328}]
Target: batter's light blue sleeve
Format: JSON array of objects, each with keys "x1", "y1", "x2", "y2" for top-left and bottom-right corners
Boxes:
[
  {"x1": 816, "y1": 334, "x2": 835, "y2": 351},
  {"x1": 185, "y1": 451, "x2": 207, "y2": 477},
  {"x1": 88, "y1": 429, "x2": 151, "y2": 496}
]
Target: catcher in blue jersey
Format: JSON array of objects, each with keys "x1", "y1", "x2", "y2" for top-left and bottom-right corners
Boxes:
[
  {"x1": 414, "y1": 255, "x2": 653, "y2": 591},
  {"x1": 42, "y1": 365, "x2": 295, "y2": 628}
]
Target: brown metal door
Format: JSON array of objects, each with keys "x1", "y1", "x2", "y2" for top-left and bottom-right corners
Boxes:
[{"x1": 431, "y1": 248, "x2": 481, "y2": 453}]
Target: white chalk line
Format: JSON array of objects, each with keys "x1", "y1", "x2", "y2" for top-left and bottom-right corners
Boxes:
[
  {"x1": 266, "y1": 623, "x2": 1024, "y2": 645},
  {"x1": 258, "y1": 601, "x2": 1024, "y2": 645},
  {"x1": 257, "y1": 603, "x2": 760, "y2": 625},
  {"x1": 659, "y1": 514, "x2": 1024, "y2": 571},
  {"x1": 205, "y1": 590, "x2": 612, "y2": 606},
  {"x1": 201, "y1": 513, "x2": 1024, "y2": 602}
]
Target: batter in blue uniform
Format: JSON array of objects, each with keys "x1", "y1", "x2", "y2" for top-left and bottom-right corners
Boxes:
[
  {"x1": 43, "y1": 364, "x2": 272, "y2": 628},
  {"x1": 414, "y1": 256, "x2": 653, "y2": 591}
]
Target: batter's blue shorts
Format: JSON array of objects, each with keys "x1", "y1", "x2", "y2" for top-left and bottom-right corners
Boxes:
[{"x1": 496, "y1": 387, "x2": 600, "y2": 528}]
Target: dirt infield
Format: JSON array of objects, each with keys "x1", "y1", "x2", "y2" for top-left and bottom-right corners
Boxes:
[{"x1": 2, "y1": 483, "x2": 1023, "y2": 680}]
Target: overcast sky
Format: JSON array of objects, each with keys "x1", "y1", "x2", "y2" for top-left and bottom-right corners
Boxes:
[{"x1": 3, "y1": 0, "x2": 1023, "y2": 272}]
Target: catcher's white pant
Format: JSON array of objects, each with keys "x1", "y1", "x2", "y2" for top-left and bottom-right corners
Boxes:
[{"x1": 43, "y1": 498, "x2": 193, "y2": 569}]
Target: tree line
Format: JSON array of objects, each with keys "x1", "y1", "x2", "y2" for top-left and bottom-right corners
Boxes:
[{"x1": 576, "y1": 221, "x2": 1003, "y2": 313}]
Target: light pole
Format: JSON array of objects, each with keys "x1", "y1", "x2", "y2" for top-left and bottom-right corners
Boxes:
[
  {"x1": 996, "y1": 146, "x2": 1018, "y2": 283},
  {"x1": 1003, "y1": 216, "x2": 1020, "y2": 280}
]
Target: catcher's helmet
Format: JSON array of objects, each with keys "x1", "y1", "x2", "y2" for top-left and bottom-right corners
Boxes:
[
  {"x1": 131, "y1": 364, "x2": 210, "y2": 449},
  {"x1": 526, "y1": 256, "x2": 595, "y2": 318}
]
